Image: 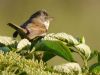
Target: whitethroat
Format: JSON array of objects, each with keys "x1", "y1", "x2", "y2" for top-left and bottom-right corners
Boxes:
[{"x1": 7, "y1": 10, "x2": 53, "y2": 41}]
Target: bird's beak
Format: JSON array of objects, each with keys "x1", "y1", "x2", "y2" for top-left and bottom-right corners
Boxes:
[{"x1": 48, "y1": 17, "x2": 54, "y2": 21}]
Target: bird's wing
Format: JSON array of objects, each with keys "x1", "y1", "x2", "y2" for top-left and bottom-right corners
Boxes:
[{"x1": 26, "y1": 23, "x2": 47, "y2": 40}]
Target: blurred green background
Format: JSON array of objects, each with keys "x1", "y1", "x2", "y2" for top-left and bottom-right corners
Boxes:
[{"x1": 0, "y1": 0, "x2": 100, "y2": 65}]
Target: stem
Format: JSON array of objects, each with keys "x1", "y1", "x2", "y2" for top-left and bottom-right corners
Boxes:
[
  {"x1": 82, "y1": 58, "x2": 90, "y2": 75},
  {"x1": 98, "y1": 52, "x2": 100, "y2": 63},
  {"x1": 73, "y1": 46, "x2": 89, "y2": 74},
  {"x1": 73, "y1": 46, "x2": 84, "y2": 60},
  {"x1": 83, "y1": 58, "x2": 88, "y2": 72}
]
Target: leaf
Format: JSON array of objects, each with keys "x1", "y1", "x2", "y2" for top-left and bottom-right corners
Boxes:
[
  {"x1": 30, "y1": 36, "x2": 43, "y2": 50},
  {"x1": 42, "y1": 51, "x2": 55, "y2": 62},
  {"x1": 34, "y1": 51, "x2": 55, "y2": 62},
  {"x1": 88, "y1": 50, "x2": 98, "y2": 61},
  {"x1": 0, "y1": 47, "x2": 10, "y2": 52},
  {"x1": 98, "y1": 52, "x2": 100, "y2": 63},
  {"x1": 89, "y1": 63, "x2": 100, "y2": 74},
  {"x1": 35, "y1": 40, "x2": 74, "y2": 62}
]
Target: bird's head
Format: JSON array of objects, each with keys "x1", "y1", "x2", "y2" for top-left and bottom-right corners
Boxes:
[{"x1": 30, "y1": 10, "x2": 53, "y2": 30}]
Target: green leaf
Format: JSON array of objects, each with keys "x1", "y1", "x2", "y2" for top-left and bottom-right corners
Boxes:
[
  {"x1": 42, "y1": 51, "x2": 55, "y2": 62},
  {"x1": 35, "y1": 40, "x2": 74, "y2": 62},
  {"x1": 98, "y1": 52, "x2": 100, "y2": 63},
  {"x1": 0, "y1": 47, "x2": 10, "y2": 52},
  {"x1": 30, "y1": 36, "x2": 43, "y2": 50},
  {"x1": 89, "y1": 63, "x2": 100, "y2": 74},
  {"x1": 88, "y1": 50, "x2": 98, "y2": 61}
]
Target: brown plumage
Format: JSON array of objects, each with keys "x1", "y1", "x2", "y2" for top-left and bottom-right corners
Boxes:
[{"x1": 7, "y1": 10, "x2": 52, "y2": 41}]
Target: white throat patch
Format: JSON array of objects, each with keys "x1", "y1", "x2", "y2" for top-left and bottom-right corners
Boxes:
[{"x1": 44, "y1": 20, "x2": 50, "y2": 30}]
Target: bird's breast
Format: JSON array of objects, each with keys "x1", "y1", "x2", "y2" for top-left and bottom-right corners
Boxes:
[{"x1": 43, "y1": 21, "x2": 50, "y2": 30}]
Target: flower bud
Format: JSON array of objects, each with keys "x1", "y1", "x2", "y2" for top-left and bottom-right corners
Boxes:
[{"x1": 17, "y1": 39, "x2": 31, "y2": 50}]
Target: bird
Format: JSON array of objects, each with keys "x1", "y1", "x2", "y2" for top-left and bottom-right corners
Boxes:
[{"x1": 7, "y1": 10, "x2": 53, "y2": 41}]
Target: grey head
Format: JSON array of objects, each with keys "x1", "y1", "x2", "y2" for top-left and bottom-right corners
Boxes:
[{"x1": 22, "y1": 10, "x2": 52, "y2": 29}]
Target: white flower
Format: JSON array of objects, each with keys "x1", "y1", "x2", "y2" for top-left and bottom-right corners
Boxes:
[
  {"x1": 43, "y1": 33, "x2": 58, "y2": 41},
  {"x1": 0, "y1": 36, "x2": 15, "y2": 45},
  {"x1": 54, "y1": 32, "x2": 79, "y2": 45},
  {"x1": 75, "y1": 44, "x2": 91, "y2": 59},
  {"x1": 53, "y1": 62, "x2": 82, "y2": 75},
  {"x1": 17, "y1": 39, "x2": 31, "y2": 50},
  {"x1": 43, "y1": 33, "x2": 79, "y2": 45}
]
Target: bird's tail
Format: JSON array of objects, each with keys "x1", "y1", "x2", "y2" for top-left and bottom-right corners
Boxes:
[
  {"x1": 7, "y1": 23, "x2": 25, "y2": 32},
  {"x1": 7, "y1": 23, "x2": 27, "y2": 38}
]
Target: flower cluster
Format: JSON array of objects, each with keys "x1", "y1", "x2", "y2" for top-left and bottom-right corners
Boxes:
[
  {"x1": 43, "y1": 32, "x2": 79, "y2": 45},
  {"x1": 43, "y1": 33, "x2": 91, "y2": 60},
  {"x1": 0, "y1": 36, "x2": 16, "y2": 45},
  {"x1": 17, "y1": 39, "x2": 31, "y2": 51},
  {"x1": 75, "y1": 44, "x2": 91, "y2": 59},
  {"x1": 53, "y1": 62, "x2": 82, "y2": 75}
]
